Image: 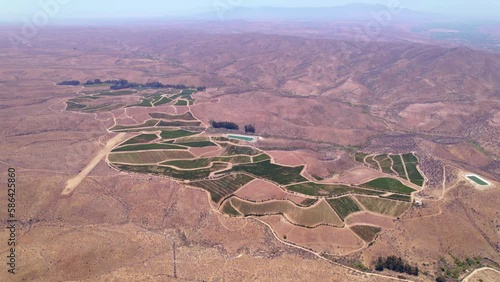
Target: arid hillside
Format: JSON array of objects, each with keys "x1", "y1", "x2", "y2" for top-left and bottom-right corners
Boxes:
[
  {"x1": 0, "y1": 23, "x2": 498, "y2": 281},
  {"x1": 2, "y1": 24, "x2": 498, "y2": 172}
]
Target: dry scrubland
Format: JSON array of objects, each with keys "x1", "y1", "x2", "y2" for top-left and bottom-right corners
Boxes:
[
  {"x1": 260, "y1": 215, "x2": 365, "y2": 256},
  {"x1": 0, "y1": 168, "x2": 393, "y2": 282},
  {"x1": 0, "y1": 23, "x2": 498, "y2": 281}
]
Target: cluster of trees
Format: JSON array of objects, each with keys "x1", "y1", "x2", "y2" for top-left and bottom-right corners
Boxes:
[
  {"x1": 209, "y1": 121, "x2": 257, "y2": 133},
  {"x1": 109, "y1": 79, "x2": 138, "y2": 90},
  {"x1": 83, "y1": 79, "x2": 103, "y2": 85},
  {"x1": 210, "y1": 121, "x2": 239, "y2": 130},
  {"x1": 375, "y1": 256, "x2": 419, "y2": 276},
  {"x1": 435, "y1": 256, "x2": 481, "y2": 281},
  {"x1": 106, "y1": 79, "x2": 205, "y2": 91},
  {"x1": 244, "y1": 125, "x2": 255, "y2": 134},
  {"x1": 57, "y1": 80, "x2": 80, "y2": 86},
  {"x1": 62, "y1": 78, "x2": 206, "y2": 92}
]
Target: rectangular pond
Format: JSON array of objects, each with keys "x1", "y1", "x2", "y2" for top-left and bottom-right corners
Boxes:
[
  {"x1": 466, "y1": 175, "x2": 489, "y2": 186},
  {"x1": 227, "y1": 134, "x2": 255, "y2": 142}
]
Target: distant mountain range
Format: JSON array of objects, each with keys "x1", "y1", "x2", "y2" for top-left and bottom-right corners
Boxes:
[{"x1": 169, "y1": 4, "x2": 441, "y2": 22}]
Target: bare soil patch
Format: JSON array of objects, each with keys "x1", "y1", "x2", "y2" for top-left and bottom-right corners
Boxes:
[
  {"x1": 235, "y1": 178, "x2": 307, "y2": 204},
  {"x1": 174, "y1": 106, "x2": 190, "y2": 114},
  {"x1": 346, "y1": 212, "x2": 396, "y2": 229},
  {"x1": 189, "y1": 146, "x2": 221, "y2": 158},
  {"x1": 125, "y1": 107, "x2": 148, "y2": 116},
  {"x1": 301, "y1": 151, "x2": 356, "y2": 181},
  {"x1": 268, "y1": 150, "x2": 305, "y2": 166},
  {"x1": 261, "y1": 215, "x2": 364, "y2": 256},
  {"x1": 95, "y1": 112, "x2": 114, "y2": 121},
  {"x1": 129, "y1": 113, "x2": 152, "y2": 124},
  {"x1": 160, "y1": 105, "x2": 178, "y2": 115},
  {"x1": 333, "y1": 166, "x2": 387, "y2": 185},
  {"x1": 115, "y1": 117, "x2": 138, "y2": 126}
]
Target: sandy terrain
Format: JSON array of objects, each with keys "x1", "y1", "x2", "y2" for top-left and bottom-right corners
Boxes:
[
  {"x1": 130, "y1": 113, "x2": 153, "y2": 124},
  {"x1": 174, "y1": 106, "x2": 190, "y2": 114},
  {"x1": 300, "y1": 151, "x2": 357, "y2": 180},
  {"x1": 333, "y1": 166, "x2": 388, "y2": 185},
  {"x1": 189, "y1": 146, "x2": 222, "y2": 158},
  {"x1": 235, "y1": 178, "x2": 307, "y2": 204},
  {"x1": 346, "y1": 212, "x2": 397, "y2": 229},
  {"x1": 0, "y1": 166, "x2": 398, "y2": 282},
  {"x1": 160, "y1": 105, "x2": 179, "y2": 115},
  {"x1": 268, "y1": 150, "x2": 305, "y2": 166},
  {"x1": 125, "y1": 107, "x2": 149, "y2": 116},
  {"x1": 261, "y1": 215, "x2": 364, "y2": 256},
  {"x1": 115, "y1": 117, "x2": 138, "y2": 125}
]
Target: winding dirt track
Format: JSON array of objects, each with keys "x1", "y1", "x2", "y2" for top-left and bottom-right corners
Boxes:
[
  {"x1": 61, "y1": 133, "x2": 126, "y2": 195},
  {"x1": 462, "y1": 267, "x2": 500, "y2": 282}
]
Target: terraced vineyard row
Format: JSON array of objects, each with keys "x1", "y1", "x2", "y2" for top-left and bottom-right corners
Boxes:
[
  {"x1": 286, "y1": 182, "x2": 386, "y2": 197},
  {"x1": 403, "y1": 153, "x2": 425, "y2": 186},
  {"x1": 354, "y1": 152, "x2": 425, "y2": 187},
  {"x1": 360, "y1": 178, "x2": 415, "y2": 195},
  {"x1": 112, "y1": 163, "x2": 229, "y2": 181},
  {"x1": 228, "y1": 160, "x2": 307, "y2": 185},
  {"x1": 65, "y1": 86, "x2": 201, "y2": 114},
  {"x1": 356, "y1": 196, "x2": 410, "y2": 217},
  {"x1": 327, "y1": 196, "x2": 362, "y2": 220},
  {"x1": 189, "y1": 174, "x2": 255, "y2": 203},
  {"x1": 351, "y1": 225, "x2": 382, "y2": 242},
  {"x1": 149, "y1": 111, "x2": 197, "y2": 121},
  {"x1": 390, "y1": 154, "x2": 407, "y2": 179},
  {"x1": 121, "y1": 134, "x2": 159, "y2": 145}
]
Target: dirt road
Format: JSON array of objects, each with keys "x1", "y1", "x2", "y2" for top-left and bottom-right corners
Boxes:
[
  {"x1": 462, "y1": 267, "x2": 500, "y2": 282},
  {"x1": 61, "y1": 133, "x2": 126, "y2": 195}
]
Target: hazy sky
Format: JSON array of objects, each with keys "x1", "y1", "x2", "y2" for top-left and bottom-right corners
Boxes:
[{"x1": 1, "y1": 0, "x2": 499, "y2": 21}]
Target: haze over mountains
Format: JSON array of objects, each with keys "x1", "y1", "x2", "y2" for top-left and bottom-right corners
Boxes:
[
  {"x1": 177, "y1": 4, "x2": 436, "y2": 22},
  {"x1": 166, "y1": 2, "x2": 499, "y2": 21}
]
